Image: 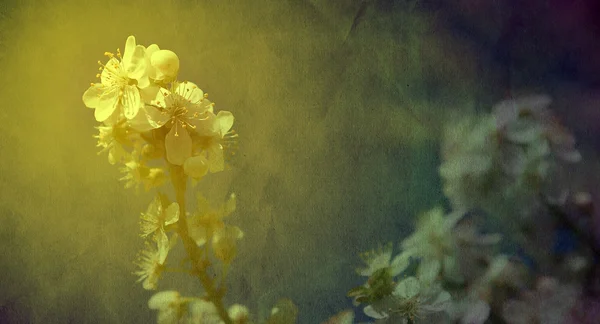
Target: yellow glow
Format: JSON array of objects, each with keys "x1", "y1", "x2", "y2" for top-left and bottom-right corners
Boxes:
[{"x1": 0, "y1": 0, "x2": 477, "y2": 322}]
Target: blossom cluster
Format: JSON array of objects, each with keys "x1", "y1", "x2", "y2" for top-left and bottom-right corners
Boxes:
[
  {"x1": 83, "y1": 35, "x2": 237, "y2": 191},
  {"x1": 348, "y1": 208, "x2": 508, "y2": 323},
  {"x1": 345, "y1": 95, "x2": 599, "y2": 324},
  {"x1": 439, "y1": 95, "x2": 580, "y2": 215},
  {"x1": 82, "y1": 36, "x2": 250, "y2": 324}
]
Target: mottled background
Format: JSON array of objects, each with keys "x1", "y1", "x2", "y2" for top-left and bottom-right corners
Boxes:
[{"x1": 0, "y1": 0, "x2": 599, "y2": 323}]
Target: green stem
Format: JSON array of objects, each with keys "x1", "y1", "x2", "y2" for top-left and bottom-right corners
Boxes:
[{"x1": 169, "y1": 164, "x2": 232, "y2": 324}]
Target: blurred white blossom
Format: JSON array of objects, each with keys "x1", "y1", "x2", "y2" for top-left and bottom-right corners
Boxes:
[
  {"x1": 364, "y1": 276, "x2": 451, "y2": 324},
  {"x1": 357, "y1": 243, "x2": 409, "y2": 277},
  {"x1": 502, "y1": 276, "x2": 580, "y2": 324},
  {"x1": 440, "y1": 95, "x2": 581, "y2": 215},
  {"x1": 400, "y1": 207, "x2": 464, "y2": 283}
]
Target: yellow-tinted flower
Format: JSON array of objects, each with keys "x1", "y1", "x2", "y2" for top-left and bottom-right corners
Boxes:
[
  {"x1": 188, "y1": 193, "x2": 236, "y2": 247},
  {"x1": 119, "y1": 153, "x2": 166, "y2": 192},
  {"x1": 146, "y1": 81, "x2": 213, "y2": 165},
  {"x1": 140, "y1": 194, "x2": 179, "y2": 237},
  {"x1": 193, "y1": 108, "x2": 237, "y2": 174},
  {"x1": 135, "y1": 230, "x2": 171, "y2": 290},
  {"x1": 82, "y1": 35, "x2": 150, "y2": 121},
  {"x1": 400, "y1": 207, "x2": 464, "y2": 282},
  {"x1": 93, "y1": 118, "x2": 140, "y2": 164},
  {"x1": 94, "y1": 125, "x2": 127, "y2": 165}
]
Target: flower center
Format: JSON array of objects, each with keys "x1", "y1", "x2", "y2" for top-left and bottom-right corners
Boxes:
[
  {"x1": 97, "y1": 49, "x2": 132, "y2": 88},
  {"x1": 168, "y1": 98, "x2": 195, "y2": 137},
  {"x1": 393, "y1": 296, "x2": 421, "y2": 322}
]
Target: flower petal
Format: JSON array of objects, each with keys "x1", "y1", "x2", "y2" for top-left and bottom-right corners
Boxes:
[
  {"x1": 126, "y1": 45, "x2": 148, "y2": 80},
  {"x1": 82, "y1": 83, "x2": 104, "y2": 108},
  {"x1": 146, "y1": 44, "x2": 160, "y2": 57},
  {"x1": 460, "y1": 299, "x2": 490, "y2": 324},
  {"x1": 395, "y1": 276, "x2": 420, "y2": 299},
  {"x1": 145, "y1": 44, "x2": 160, "y2": 79},
  {"x1": 164, "y1": 203, "x2": 180, "y2": 226},
  {"x1": 216, "y1": 111, "x2": 234, "y2": 136},
  {"x1": 363, "y1": 305, "x2": 387, "y2": 319},
  {"x1": 102, "y1": 105, "x2": 123, "y2": 126},
  {"x1": 100, "y1": 57, "x2": 122, "y2": 85},
  {"x1": 121, "y1": 85, "x2": 142, "y2": 119},
  {"x1": 144, "y1": 106, "x2": 170, "y2": 130},
  {"x1": 94, "y1": 87, "x2": 120, "y2": 122},
  {"x1": 140, "y1": 85, "x2": 160, "y2": 103},
  {"x1": 176, "y1": 81, "x2": 204, "y2": 103},
  {"x1": 418, "y1": 258, "x2": 441, "y2": 284},
  {"x1": 189, "y1": 103, "x2": 217, "y2": 135},
  {"x1": 389, "y1": 252, "x2": 410, "y2": 276},
  {"x1": 422, "y1": 291, "x2": 451, "y2": 313},
  {"x1": 128, "y1": 106, "x2": 158, "y2": 132},
  {"x1": 146, "y1": 196, "x2": 162, "y2": 218},
  {"x1": 137, "y1": 75, "x2": 150, "y2": 89},
  {"x1": 505, "y1": 119, "x2": 544, "y2": 144},
  {"x1": 122, "y1": 36, "x2": 137, "y2": 67},
  {"x1": 165, "y1": 126, "x2": 192, "y2": 165},
  {"x1": 156, "y1": 230, "x2": 170, "y2": 263}
]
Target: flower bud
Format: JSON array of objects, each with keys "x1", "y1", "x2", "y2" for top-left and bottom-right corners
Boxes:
[
  {"x1": 150, "y1": 50, "x2": 179, "y2": 82},
  {"x1": 184, "y1": 155, "x2": 209, "y2": 179},
  {"x1": 228, "y1": 304, "x2": 250, "y2": 324}
]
